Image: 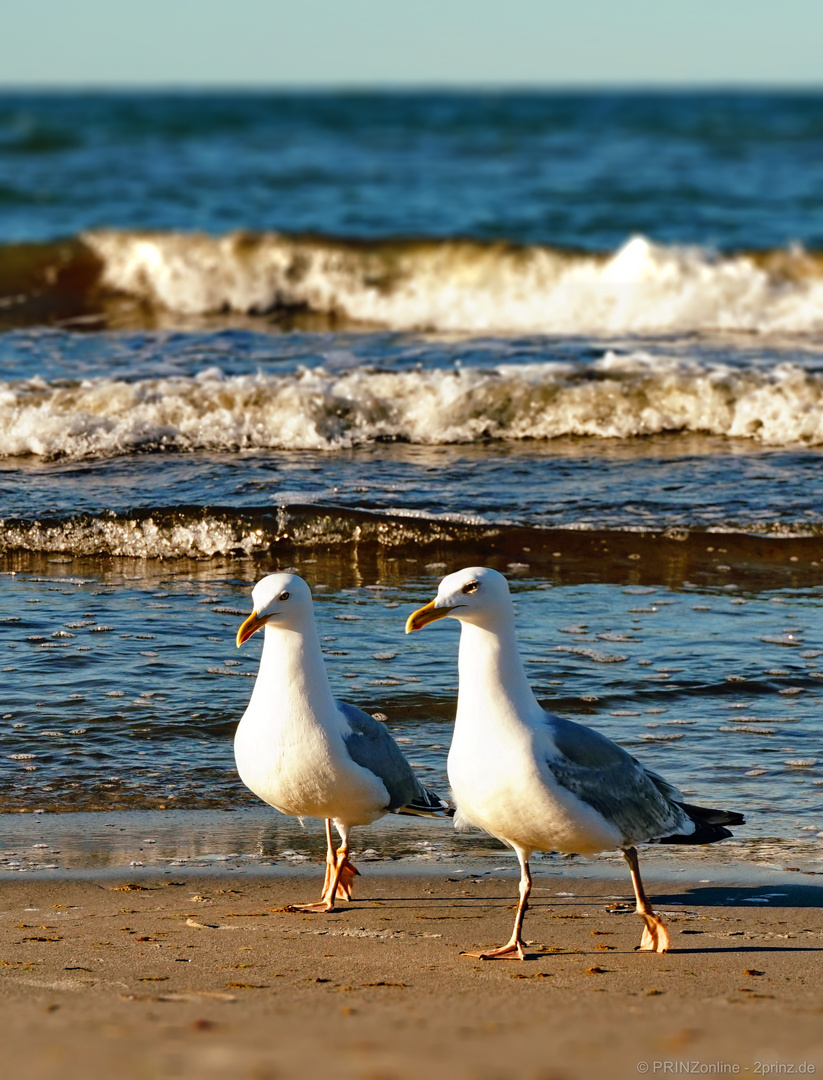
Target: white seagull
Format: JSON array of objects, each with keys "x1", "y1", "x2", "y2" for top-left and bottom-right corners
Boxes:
[
  {"x1": 406, "y1": 566, "x2": 744, "y2": 958},
  {"x1": 236, "y1": 572, "x2": 448, "y2": 912}
]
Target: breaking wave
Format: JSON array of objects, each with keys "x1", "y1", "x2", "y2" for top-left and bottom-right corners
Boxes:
[
  {"x1": 3, "y1": 353, "x2": 823, "y2": 460},
  {"x1": 2, "y1": 507, "x2": 821, "y2": 598},
  {"x1": 2, "y1": 230, "x2": 823, "y2": 334},
  {"x1": 83, "y1": 231, "x2": 823, "y2": 334},
  {"x1": 0, "y1": 506, "x2": 500, "y2": 559}
]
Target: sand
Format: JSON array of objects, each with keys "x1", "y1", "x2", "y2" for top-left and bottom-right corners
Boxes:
[{"x1": 1, "y1": 863, "x2": 822, "y2": 1080}]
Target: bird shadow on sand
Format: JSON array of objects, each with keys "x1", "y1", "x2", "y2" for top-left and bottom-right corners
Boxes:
[
  {"x1": 667, "y1": 943, "x2": 823, "y2": 956},
  {"x1": 653, "y1": 882, "x2": 823, "y2": 909},
  {"x1": 468, "y1": 942, "x2": 823, "y2": 961},
  {"x1": 355, "y1": 881, "x2": 823, "y2": 909}
]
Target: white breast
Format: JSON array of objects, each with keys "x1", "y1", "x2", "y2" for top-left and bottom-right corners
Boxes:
[
  {"x1": 448, "y1": 723, "x2": 620, "y2": 856},
  {"x1": 234, "y1": 620, "x2": 389, "y2": 827},
  {"x1": 235, "y1": 704, "x2": 388, "y2": 826}
]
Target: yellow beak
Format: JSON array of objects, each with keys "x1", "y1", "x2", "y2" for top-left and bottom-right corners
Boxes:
[
  {"x1": 405, "y1": 599, "x2": 451, "y2": 634},
  {"x1": 236, "y1": 609, "x2": 270, "y2": 647}
]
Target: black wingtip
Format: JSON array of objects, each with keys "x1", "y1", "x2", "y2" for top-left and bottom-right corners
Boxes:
[
  {"x1": 678, "y1": 802, "x2": 746, "y2": 828},
  {"x1": 658, "y1": 823, "x2": 734, "y2": 845},
  {"x1": 655, "y1": 801, "x2": 745, "y2": 845},
  {"x1": 396, "y1": 788, "x2": 454, "y2": 818}
]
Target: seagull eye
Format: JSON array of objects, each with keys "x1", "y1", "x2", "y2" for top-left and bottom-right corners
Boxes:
[
  {"x1": 462, "y1": 581, "x2": 479, "y2": 595},
  {"x1": 279, "y1": 591, "x2": 290, "y2": 601}
]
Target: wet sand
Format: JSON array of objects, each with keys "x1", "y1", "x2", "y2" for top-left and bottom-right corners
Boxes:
[{"x1": 1, "y1": 864, "x2": 822, "y2": 1080}]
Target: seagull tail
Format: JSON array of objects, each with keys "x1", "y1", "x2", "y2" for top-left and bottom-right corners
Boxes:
[
  {"x1": 396, "y1": 788, "x2": 455, "y2": 818},
  {"x1": 655, "y1": 802, "x2": 745, "y2": 845}
]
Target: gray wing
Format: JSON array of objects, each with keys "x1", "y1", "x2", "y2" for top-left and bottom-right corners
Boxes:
[
  {"x1": 540, "y1": 712, "x2": 690, "y2": 845},
  {"x1": 337, "y1": 701, "x2": 437, "y2": 813}
]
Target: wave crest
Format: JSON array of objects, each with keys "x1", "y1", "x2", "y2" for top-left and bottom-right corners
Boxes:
[
  {"x1": 0, "y1": 506, "x2": 494, "y2": 559},
  {"x1": 83, "y1": 230, "x2": 823, "y2": 335},
  {"x1": 2, "y1": 507, "x2": 821, "y2": 566},
  {"x1": 3, "y1": 230, "x2": 823, "y2": 334},
  {"x1": 2, "y1": 355, "x2": 823, "y2": 460}
]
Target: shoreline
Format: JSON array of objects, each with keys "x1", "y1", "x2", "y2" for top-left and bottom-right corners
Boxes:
[
  {"x1": 1, "y1": 866, "x2": 821, "y2": 1080},
  {"x1": 4, "y1": 516, "x2": 823, "y2": 592},
  {"x1": 3, "y1": 808, "x2": 823, "y2": 881}
]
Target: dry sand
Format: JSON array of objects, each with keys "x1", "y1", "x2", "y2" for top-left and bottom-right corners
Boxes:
[{"x1": 1, "y1": 863, "x2": 822, "y2": 1080}]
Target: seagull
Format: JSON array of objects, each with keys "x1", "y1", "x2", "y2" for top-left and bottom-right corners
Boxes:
[
  {"x1": 235, "y1": 572, "x2": 448, "y2": 912},
  {"x1": 406, "y1": 566, "x2": 744, "y2": 958}
]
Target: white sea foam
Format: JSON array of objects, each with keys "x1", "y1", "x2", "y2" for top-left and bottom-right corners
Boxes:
[
  {"x1": 2, "y1": 354, "x2": 823, "y2": 460},
  {"x1": 84, "y1": 230, "x2": 823, "y2": 335},
  {"x1": 0, "y1": 505, "x2": 496, "y2": 559},
  {"x1": 0, "y1": 514, "x2": 272, "y2": 559}
]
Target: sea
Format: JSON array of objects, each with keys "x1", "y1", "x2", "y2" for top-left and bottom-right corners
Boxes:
[{"x1": 1, "y1": 91, "x2": 822, "y2": 878}]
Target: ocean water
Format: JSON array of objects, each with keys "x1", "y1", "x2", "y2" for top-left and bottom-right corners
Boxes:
[{"x1": 1, "y1": 91, "x2": 822, "y2": 872}]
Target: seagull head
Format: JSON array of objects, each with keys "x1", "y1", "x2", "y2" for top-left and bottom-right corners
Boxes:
[
  {"x1": 405, "y1": 566, "x2": 512, "y2": 633},
  {"x1": 236, "y1": 572, "x2": 314, "y2": 646}
]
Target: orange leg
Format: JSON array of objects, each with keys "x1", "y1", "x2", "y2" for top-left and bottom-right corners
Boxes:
[
  {"x1": 320, "y1": 819, "x2": 359, "y2": 900},
  {"x1": 321, "y1": 819, "x2": 337, "y2": 896},
  {"x1": 464, "y1": 850, "x2": 531, "y2": 960},
  {"x1": 290, "y1": 822, "x2": 358, "y2": 914},
  {"x1": 622, "y1": 846, "x2": 670, "y2": 953},
  {"x1": 331, "y1": 853, "x2": 359, "y2": 900}
]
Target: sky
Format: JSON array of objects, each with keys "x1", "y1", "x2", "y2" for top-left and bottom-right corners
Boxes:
[{"x1": 1, "y1": 0, "x2": 822, "y2": 88}]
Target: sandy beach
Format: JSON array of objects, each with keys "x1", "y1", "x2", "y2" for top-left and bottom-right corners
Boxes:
[{"x1": 2, "y1": 861, "x2": 821, "y2": 1080}]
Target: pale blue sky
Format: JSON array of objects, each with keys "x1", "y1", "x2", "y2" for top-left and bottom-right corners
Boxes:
[{"x1": 2, "y1": 0, "x2": 822, "y2": 87}]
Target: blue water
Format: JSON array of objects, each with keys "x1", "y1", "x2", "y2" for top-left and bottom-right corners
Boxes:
[
  {"x1": 1, "y1": 91, "x2": 822, "y2": 869},
  {"x1": 2, "y1": 91, "x2": 823, "y2": 248}
]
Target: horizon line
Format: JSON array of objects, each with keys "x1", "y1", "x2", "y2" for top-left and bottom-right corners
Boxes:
[{"x1": 2, "y1": 80, "x2": 823, "y2": 93}]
